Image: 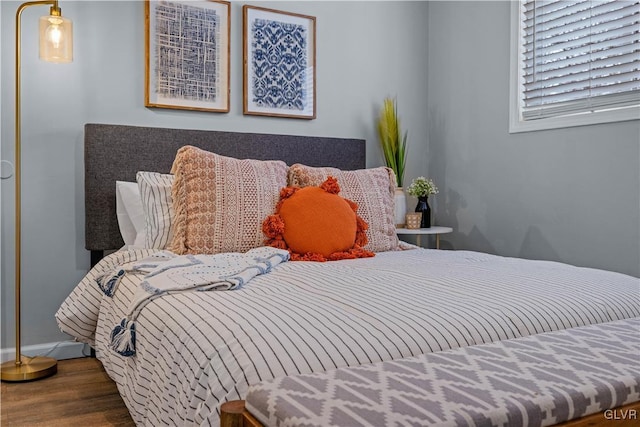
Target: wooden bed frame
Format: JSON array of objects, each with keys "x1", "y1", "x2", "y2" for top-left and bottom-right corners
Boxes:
[{"x1": 219, "y1": 400, "x2": 640, "y2": 427}]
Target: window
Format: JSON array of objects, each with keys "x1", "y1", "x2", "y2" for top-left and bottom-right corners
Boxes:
[{"x1": 510, "y1": 0, "x2": 640, "y2": 132}]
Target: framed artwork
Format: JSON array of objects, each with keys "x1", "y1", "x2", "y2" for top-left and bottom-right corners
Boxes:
[
  {"x1": 243, "y1": 6, "x2": 316, "y2": 119},
  {"x1": 145, "y1": 0, "x2": 230, "y2": 112}
]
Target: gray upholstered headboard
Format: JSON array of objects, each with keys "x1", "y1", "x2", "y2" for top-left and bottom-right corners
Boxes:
[{"x1": 85, "y1": 123, "x2": 366, "y2": 261}]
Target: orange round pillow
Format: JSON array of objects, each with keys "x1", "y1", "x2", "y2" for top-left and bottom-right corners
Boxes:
[
  {"x1": 262, "y1": 177, "x2": 374, "y2": 262},
  {"x1": 280, "y1": 186, "x2": 356, "y2": 257}
]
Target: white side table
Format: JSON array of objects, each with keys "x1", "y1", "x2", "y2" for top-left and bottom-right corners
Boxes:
[{"x1": 396, "y1": 226, "x2": 453, "y2": 249}]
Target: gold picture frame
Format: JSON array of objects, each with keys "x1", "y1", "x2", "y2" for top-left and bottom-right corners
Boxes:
[
  {"x1": 145, "y1": 0, "x2": 230, "y2": 112},
  {"x1": 243, "y1": 5, "x2": 316, "y2": 119}
]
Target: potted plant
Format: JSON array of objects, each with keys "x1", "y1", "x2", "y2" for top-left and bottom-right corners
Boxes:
[
  {"x1": 377, "y1": 97, "x2": 408, "y2": 226},
  {"x1": 407, "y1": 177, "x2": 439, "y2": 228},
  {"x1": 377, "y1": 98, "x2": 407, "y2": 186}
]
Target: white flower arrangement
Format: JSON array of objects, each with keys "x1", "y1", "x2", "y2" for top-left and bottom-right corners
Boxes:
[{"x1": 407, "y1": 177, "x2": 439, "y2": 198}]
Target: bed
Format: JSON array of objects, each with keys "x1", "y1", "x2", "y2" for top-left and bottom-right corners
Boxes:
[{"x1": 57, "y1": 123, "x2": 640, "y2": 427}]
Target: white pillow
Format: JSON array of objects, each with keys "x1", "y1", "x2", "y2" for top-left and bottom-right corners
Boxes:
[
  {"x1": 116, "y1": 181, "x2": 146, "y2": 247},
  {"x1": 136, "y1": 171, "x2": 174, "y2": 249},
  {"x1": 115, "y1": 181, "x2": 137, "y2": 246}
]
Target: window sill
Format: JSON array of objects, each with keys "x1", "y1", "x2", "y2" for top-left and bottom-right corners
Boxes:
[{"x1": 509, "y1": 105, "x2": 640, "y2": 134}]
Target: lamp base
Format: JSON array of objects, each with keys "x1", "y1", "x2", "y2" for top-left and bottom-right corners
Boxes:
[{"x1": 0, "y1": 355, "x2": 57, "y2": 382}]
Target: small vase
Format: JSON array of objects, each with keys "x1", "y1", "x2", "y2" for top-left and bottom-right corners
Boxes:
[
  {"x1": 394, "y1": 187, "x2": 407, "y2": 228},
  {"x1": 415, "y1": 196, "x2": 431, "y2": 228}
]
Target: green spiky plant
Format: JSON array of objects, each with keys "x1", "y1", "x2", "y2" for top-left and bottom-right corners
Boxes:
[{"x1": 377, "y1": 98, "x2": 408, "y2": 187}]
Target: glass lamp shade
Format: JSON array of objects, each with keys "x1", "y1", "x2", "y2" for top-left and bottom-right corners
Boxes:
[{"x1": 39, "y1": 14, "x2": 73, "y2": 63}]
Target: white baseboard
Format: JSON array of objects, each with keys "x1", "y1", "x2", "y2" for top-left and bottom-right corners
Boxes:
[{"x1": 1, "y1": 340, "x2": 88, "y2": 363}]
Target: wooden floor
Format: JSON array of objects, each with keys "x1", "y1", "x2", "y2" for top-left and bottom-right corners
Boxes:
[{"x1": 1, "y1": 357, "x2": 135, "y2": 427}]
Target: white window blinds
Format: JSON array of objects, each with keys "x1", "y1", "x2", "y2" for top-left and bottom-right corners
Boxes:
[{"x1": 521, "y1": 0, "x2": 640, "y2": 120}]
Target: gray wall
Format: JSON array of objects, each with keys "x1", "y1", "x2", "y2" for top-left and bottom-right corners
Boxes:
[
  {"x1": 2, "y1": 0, "x2": 638, "y2": 354},
  {"x1": 0, "y1": 1, "x2": 430, "y2": 350},
  {"x1": 426, "y1": 1, "x2": 640, "y2": 277}
]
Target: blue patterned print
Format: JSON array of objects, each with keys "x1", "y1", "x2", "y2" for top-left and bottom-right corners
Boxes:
[{"x1": 251, "y1": 19, "x2": 307, "y2": 110}]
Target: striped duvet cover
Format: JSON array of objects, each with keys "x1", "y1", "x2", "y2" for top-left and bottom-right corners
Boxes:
[{"x1": 56, "y1": 248, "x2": 640, "y2": 426}]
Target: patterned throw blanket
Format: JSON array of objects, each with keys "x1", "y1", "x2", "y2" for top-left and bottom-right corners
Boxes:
[{"x1": 104, "y1": 247, "x2": 290, "y2": 356}]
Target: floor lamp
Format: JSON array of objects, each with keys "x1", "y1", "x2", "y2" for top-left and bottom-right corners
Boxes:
[{"x1": 0, "y1": 0, "x2": 72, "y2": 382}]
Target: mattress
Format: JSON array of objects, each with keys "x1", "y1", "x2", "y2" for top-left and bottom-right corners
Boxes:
[{"x1": 56, "y1": 248, "x2": 640, "y2": 426}]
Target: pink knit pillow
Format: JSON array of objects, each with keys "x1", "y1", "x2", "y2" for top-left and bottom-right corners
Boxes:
[
  {"x1": 170, "y1": 146, "x2": 287, "y2": 254},
  {"x1": 288, "y1": 164, "x2": 399, "y2": 252}
]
